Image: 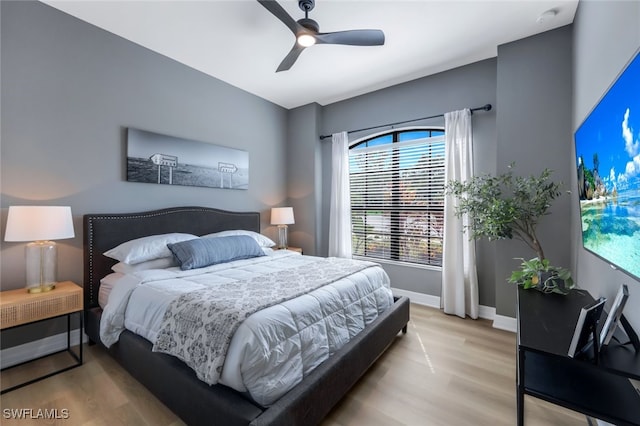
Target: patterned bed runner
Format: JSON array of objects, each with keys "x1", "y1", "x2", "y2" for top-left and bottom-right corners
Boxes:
[{"x1": 152, "y1": 257, "x2": 374, "y2": 385}]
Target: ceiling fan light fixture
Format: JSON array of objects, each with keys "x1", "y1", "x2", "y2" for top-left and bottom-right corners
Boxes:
[
  {"x1": 297, "y1": 33, "x2": 316, "y2": 47},
  {"x1": 258, "y1": 0, "x2": 384, "y2": 72}
]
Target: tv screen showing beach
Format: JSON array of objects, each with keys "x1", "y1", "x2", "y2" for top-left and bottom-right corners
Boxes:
[{"x1": 575, "y1": 49, "x2": 640, "y2": 281}]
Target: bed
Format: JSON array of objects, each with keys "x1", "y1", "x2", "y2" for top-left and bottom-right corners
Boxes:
[{"x1": 83, "y1": 206, "x2": 410, "y2": 426}]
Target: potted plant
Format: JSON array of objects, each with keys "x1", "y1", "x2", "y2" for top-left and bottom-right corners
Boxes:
[
  {"x1": 508, "y1": 257, "x2": 573, "y2": 294},
  {"x1": 445, "y1": 164, "x2": 574, "y2": 294}
]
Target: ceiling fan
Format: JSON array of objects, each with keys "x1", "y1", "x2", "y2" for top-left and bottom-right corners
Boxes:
[{"x1": 257, "y1": 0, "x2": 385, "y2": 72}]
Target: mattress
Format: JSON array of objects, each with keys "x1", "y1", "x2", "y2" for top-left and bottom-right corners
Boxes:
[{"x1": 100, "y1": 251, "x2": 393, "y2": 406}]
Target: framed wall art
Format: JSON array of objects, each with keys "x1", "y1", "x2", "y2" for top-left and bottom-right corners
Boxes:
[{"x1": 126, "y1": 128, "x2": 248, "y2": 190}]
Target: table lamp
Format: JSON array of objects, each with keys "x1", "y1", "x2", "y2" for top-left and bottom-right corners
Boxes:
[
  {"x1": 270, "y1": 207, "x2": 295, "y2": 249},
  {"x1": 4, "y1": 206, "x2": 75, "y2": 293}
]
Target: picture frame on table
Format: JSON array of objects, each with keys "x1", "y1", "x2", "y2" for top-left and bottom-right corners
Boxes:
[
  {"x1": 599, "y1": 284, "x2": 629, "y2": 347},
  {"x1": 568, "y1": 297, "x2": 606, "y2": 359}
]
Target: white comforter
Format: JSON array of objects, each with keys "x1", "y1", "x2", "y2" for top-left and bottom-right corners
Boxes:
[{"x1": 100, "y1": 251, "x2": 393, "y2": 406}]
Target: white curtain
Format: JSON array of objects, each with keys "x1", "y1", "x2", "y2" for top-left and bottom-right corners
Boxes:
[
  {"x1": 328, "y1": 131, "x2": 353, "y2": 258},
  {"x1": 442, "y1": 109, "x2": 479, "y2": 319}
]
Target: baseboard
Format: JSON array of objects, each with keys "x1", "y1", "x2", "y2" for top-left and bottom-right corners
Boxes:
[
  {"x1": 391, "y1": 287, "x2": 516, "y2": 333},
  {"x1": 391, "y1": 287, "x2": 440, "y2": 309},
  {"x1": 0, "y1": 329, "x2": 87, "y2": 369},
  {"x1": 478, "y1": 304, "x2": 496, "y2": 322},
  {"x1": 492, "y1": 314, "x2": 518, "y2": 333}
]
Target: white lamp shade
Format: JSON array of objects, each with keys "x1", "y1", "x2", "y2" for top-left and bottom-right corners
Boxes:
[
  {"x1": 271, "y1": 207, "x2": 295, "y2": 225},
  {"x1": 5, "y1": 206, "x2": 75, "y2": 242}
]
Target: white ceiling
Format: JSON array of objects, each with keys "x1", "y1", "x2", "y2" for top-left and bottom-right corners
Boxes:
[{"x1": 42, "y1": 0, "x2": 579, "y2": 109}]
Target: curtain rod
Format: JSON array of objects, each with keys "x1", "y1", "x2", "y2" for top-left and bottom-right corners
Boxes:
[{"x1": 319, "y1": 103, "x2": 492, "y2": 140}]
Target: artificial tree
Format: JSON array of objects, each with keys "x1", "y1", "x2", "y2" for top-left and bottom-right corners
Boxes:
[{"x1": 445, "y1": 164, "x2": 573, "y2": 293}]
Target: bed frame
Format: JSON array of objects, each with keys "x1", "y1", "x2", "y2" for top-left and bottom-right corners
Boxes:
[{"x1": 83, "y1": 206, "x2": 410, "y2": 426}]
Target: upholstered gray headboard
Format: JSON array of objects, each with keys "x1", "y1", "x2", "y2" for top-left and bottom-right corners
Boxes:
[{"x1": 83, "y1": 206, "x2": 260, "y2": 311}]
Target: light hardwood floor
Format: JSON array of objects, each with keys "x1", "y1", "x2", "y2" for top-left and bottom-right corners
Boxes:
[{"x1": 1, "y1": 304, "x2": 587, "y2": 425}]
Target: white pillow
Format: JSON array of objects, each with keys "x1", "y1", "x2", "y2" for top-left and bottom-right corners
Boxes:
[
  {"x1": 103, "y1": 233, "x2": 198, "y2": 264},
  {"x1": 111, "y1": 257, "x2": 177, "y2": 274},
  {"x1": 99, "y1": 272, "x2": 124, "y2": 309},
  {"x1": 203, "y1": 230, "x2": 275, "y2": 248}
]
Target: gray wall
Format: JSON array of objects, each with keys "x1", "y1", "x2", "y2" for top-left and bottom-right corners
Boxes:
[
  {"x1": 317, "y1": 59, "x2": 498, "y2": 307},
  {"x1": 1, "y1": 1, "x2": 287, "y2": 346},
  {"x1": 495, "y1": 26, "x2": 574, "y2": 317},
  {"x1": 286, "y1": 103, "x2": 323, "y2": 256},
  {"x1": 571, "y1": 0, "x2": 640, "y2": 331}
]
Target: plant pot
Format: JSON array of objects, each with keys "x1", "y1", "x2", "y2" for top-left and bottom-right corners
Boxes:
[{"x1": 537, "y1": 271, "x2": 569, "y2": 294}]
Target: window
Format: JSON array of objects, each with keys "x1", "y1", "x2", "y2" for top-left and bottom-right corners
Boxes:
[{"x1": 349, "y1": 128, "x2": 445, "y2": 267}]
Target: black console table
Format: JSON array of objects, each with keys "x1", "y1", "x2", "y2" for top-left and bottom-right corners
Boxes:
[{"x1": 517, "y1": 287, "x2": 640, "y2": 425}]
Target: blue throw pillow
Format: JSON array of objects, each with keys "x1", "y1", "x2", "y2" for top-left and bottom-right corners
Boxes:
[{"x1": 167, "y1": 235, "x2": 265, "y2": 270}]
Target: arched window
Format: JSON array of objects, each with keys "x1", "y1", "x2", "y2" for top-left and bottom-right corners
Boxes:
[{"x1": 349, "y1": 128, "x2": 445, "y2": 267}]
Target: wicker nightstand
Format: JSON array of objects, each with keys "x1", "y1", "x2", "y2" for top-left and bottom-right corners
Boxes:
[
  {"x1": 1, "y1": 281, "x2": 83, "y2": 394},
  {"x1": 273, "y1": 246, "x2": 302, "y2": 254}
]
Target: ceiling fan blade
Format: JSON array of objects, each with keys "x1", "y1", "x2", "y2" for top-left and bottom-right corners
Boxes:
[
  {"x1": 257, "y1": 0, "x2": 301, "y2": 35},
  {"x1": 277, "y1": 43, "x2": 307, "y2": 72},
  {"x1": 315, "y1": 29, "x2": 385, "y2": 46}
]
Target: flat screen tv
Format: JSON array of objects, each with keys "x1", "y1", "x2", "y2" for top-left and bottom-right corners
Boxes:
[{"x1": 574, "y1": 47, "x2": 640, "y2": 282}]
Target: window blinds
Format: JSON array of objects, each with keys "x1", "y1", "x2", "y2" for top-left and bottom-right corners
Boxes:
[{"x1": 349, "y1": 136, "x2": 445, "y2": 266}]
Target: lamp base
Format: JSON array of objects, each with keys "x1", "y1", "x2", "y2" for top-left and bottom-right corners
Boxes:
[
  {"x1": 27, "y1": 284, "x2": 56, "y2": 294},
  {"x1": 25, "y1": 240, "x2": 58, "y2": 293},
  {"x1": 277, "y1": 225, "x2": 289, "y2": 249}
]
